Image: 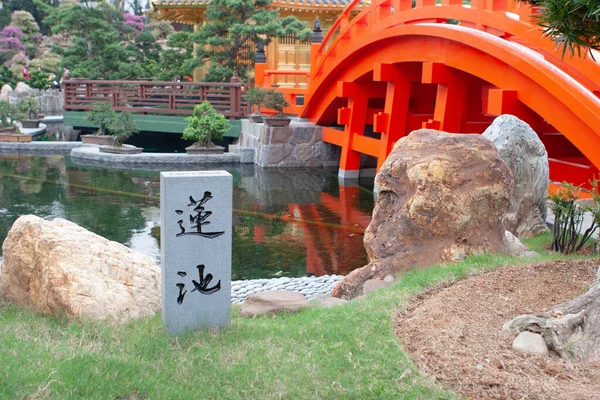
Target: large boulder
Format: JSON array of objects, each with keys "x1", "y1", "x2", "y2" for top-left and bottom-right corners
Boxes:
[
  {"x1": 14, "y1": 81, "x2": 33, "y2": 94},
  {"x1": 0, "y1": 84, "x2": 13, "y2": 102},
  {"x1": 239, "y1": 291, "x2": 308, "y2": 317},
  {"x1": 332, "y1": 129, "x2": 514, "y2": 299},
  {"x1": 482, "y1": 115, "x2": 549, "y2": 238},
  {"x1": 0, "y1": 215, "x2": 160, "y2": 322}
]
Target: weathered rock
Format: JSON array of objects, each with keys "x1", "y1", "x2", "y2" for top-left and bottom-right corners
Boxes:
[
  {"x1": 512, "y1": 331, "x2": 549, "y2": 356},
  {"x1": 14, "y1": 82, "x2": 33, "y2": 94},
  {"x1": 240, "y1": 290, "x2": 308, "y2": 317},
  {"x1": 383, "y1": 275, "x2": 395, "y2": 283},
  {"x1": 482, "y1": 115, "x2": 549, "y2": 238},
  {"x1": 309, "y1": 294, "x2": 349, "y2": 308},
  {"x1": 504, "y1": 230, "x2": 529, "y2": 257},
  {"x1": 0, "y1": 215, "x2": 160, "y2": 322},
  {"x1": 362, "y1": 278, "x2": 392, "y2": 294},
  {"x1": 0, "y1": 84, "x2": 13, "y2": 102},
  {"x1": 333, "y1": 129, "x2": 513, "y2": 299}
]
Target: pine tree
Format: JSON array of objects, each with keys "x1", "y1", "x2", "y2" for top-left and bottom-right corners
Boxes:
[
  {"x1": 193, "y1": 0, "x2": 311, "y2": 82},
  {"x1": 521, "y1": 0, "x2": 600, "y2": 57}
]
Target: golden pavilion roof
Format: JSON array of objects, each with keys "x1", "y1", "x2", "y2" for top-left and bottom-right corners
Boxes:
[{"x1": 150, "y1": 0, "x2": 361, "y2": 24}]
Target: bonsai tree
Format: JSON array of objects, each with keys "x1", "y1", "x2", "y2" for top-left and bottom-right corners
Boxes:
[
  {"x1": 86, "y1": 103, "x2": 116, "y2": 135},
  {"x1": 245, "y1": 87, "x2": 269, "y2": 116},
  {"x1": 264, "y1": 89, "x2": 288, "y2": 117},
  {"x1": 182, "y1": 101, "x2": 230, "y2": 148},
  {"x1": 18, "y1": 97, "x2": 40, "y2": 120},
  {"x1": 107, "y1": 111, "x2": 139, "y2": 146},
  {"x1": 0, "y1": 101, "x2": 15, "y2": 128}
]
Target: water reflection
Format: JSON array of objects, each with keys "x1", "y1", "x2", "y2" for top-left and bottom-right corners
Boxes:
[{"x1": 0, "y1": 155, "x2": 374, "y2": 279}]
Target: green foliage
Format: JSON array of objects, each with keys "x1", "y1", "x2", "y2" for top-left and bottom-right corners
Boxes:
[
  {"x1": 245, "y1": 86, "x2": 269, "y2": 114},
  {"x1": 107, "y1": 111, "x2": 139, "y2": 146},
  {"x1": 147, "y1": 20, "x2": 174, "y2": 41},
  {"x1": 28, "y1": 51, "x2": 61, "y2": 75},
  {"x1": 5, "y1": 0, "x2": 60, "y2": 35},
  {"x1": 129, "y1": 0, "x2": 145, "y2": 16},
  {"x1": 17, "y1": 96, "x2": 40, "y2": 119},
  {"x1": 520, "y1": 0, "x2": 600, "y2": 56},
  {"x1": 182, "y1": 101, "x2": 230, "y2": 147},
  {"x1": 0, "y1": 101, "x2": 15, "y2": 127},
  {"x1": 549, "y1": 179, "x2": 600, "y2": 254},
  {"x1": 0, "y1": 65, "x2": 18, "y2": 88},
  {"x1": 193, "y1": 0, "x2": 311, "y2": 82},
  {"x1": 86, "y1": 103, "x2": 115, "y2": 135},
  {"x1": 9, "y1": 10, "x2": 42, "y2": 58},
  {"x1": 157, "y1": 31, "x2": 199, "y2": 81},
  {"x1": 28, "y1": 69, "x2": 50, "y2": 89},
  {"x1": 264, "y1": 89, "x2": 288, "y2": 116},
  {"x1": 44, "y1": 0, "x2": 153, "y2": 80}
]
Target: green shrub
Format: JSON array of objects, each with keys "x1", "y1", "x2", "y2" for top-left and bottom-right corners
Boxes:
[
  {"x1": 0, "y1": 101, "x2": 15, "y2": 127},
  {"x1": 86, "y1": 103, "x2": 115, "y2": 135},
  {"x1": 107, "y1": 111, "x2": 139, "y2": 146},
  {"x1": 245, "y1": 87, "x2": 269, "y2": 115},
  {"x1": 264, "y1": 89, "x2": 288, "y2": 117},
  {"x1": 28, "y1": 70, "x2": 50, "y2": 90},
  {"x1": 17, "y1": 96, "x2": 40, "y2": 119},
  {"x1": 549, "y1": 179, "x2": 599, "y2": 254},
  {"x1": 182, "y1": 101, "x2": 230, "y2": 147}
]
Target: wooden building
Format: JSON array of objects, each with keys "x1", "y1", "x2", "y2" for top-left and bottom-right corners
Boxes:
[{"x1": 148, "y1": 0, "x2": 356, "y2": 85}]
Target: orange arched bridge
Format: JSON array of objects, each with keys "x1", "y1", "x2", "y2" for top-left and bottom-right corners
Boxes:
[{"x1": 255, "y1": 0, "x2": 600, "y2": 185}]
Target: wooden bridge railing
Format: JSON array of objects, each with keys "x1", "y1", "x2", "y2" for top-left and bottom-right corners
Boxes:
[{"x1": 63, "y1": 79, "x2": 250, "y2": 118}]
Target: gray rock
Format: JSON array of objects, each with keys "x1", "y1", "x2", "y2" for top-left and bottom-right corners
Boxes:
[
  {"x1": 512, "y1": 331, "x2": 548, "y2": 356},
  {"x1": 14, "y1": 82, "x2": 32, "y2": 94},
  {"x1": 383, "y1": 275, "x2": 395, "y2": 283},
  {"x1": 362, "y1": 278, "x2": 392, "y2": 295},
  {"x1": 504, "y1": 230, "x2": 530, "y2": 257},
  {"x1": 0, "y1": 84, "x2": 12, "y2": 102},
  {"x1": 240, "y1": 291, "x2": 309, "y2": 317},
  {"x1": 483, "y1": 115, "x2": 549, "y2": 238},
  {"x1": 309, "y1": 294, "x2": 349, "y2": 308}
]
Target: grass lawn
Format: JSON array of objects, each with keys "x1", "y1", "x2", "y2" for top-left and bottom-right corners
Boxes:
[{"x1": 0, "y1": 233, "x2": 594, "y2": 399}]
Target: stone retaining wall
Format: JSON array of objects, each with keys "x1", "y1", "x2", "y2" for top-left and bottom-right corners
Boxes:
[
  {"x1": 240, "y1": 119, "x2": 340, "y2": 169},
  {"x1": 8, "y1": 89, "x2": 64, "y2": 116},
  {"x1": 70, "y1": 146, "x2": 252, "y2": 170}
]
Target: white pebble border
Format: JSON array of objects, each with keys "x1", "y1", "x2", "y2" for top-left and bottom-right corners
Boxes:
[{"x1": 230, "y1": 274, "x2": 345, "y2": 304}]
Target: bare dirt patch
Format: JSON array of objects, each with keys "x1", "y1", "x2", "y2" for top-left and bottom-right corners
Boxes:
[{"x1": 394, "y1": 259, "x2": 600, "y2": 399}]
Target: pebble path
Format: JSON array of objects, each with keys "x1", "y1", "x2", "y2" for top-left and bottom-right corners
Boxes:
[{"x1": 230, "y1": 275, "x2": 345, "y2": 304}]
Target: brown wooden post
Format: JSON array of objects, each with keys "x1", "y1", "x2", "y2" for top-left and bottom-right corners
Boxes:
[{"x1": 230, "y1": 75, "x2": 240, "y2": 118}]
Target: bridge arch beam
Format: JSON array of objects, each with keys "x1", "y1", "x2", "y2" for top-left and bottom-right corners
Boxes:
[{"x1": 302, "y1": 24, "x2": 600, "y2": 183}]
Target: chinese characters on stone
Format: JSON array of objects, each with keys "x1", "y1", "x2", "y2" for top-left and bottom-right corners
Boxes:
[
  {"x1": 174, "y1": 191, "x2": 223, "y2": 305},
  {"x1": 175, "y1": 264, "x2": 221, "y2": 305},
  {"x1": 175, "y1": 191, "x2": 225, "y2": 239}
]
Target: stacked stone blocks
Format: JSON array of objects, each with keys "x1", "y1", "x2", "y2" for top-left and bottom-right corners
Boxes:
[{"x1": 240, "y1": 119, "x2": 339, "y2": 169}]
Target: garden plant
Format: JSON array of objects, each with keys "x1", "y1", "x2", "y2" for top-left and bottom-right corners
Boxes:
[{"x1": 182, "y1": 101, "x2": 230, "y2": 148}]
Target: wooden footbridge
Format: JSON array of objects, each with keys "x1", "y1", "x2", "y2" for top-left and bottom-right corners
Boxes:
[
  {"x1": 255, "y1": 0, "x2": 600, "y2": 185},
  {"x1": 62, "y1": 79, "x2": 249, "y2": 138}
]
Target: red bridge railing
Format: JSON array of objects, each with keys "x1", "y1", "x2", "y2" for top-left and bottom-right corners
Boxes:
[{"x1": 63, "y1": 79, "x2": 250, "y2": 118}]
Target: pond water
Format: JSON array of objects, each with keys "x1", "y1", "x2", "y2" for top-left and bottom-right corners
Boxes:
[{"x1": 0, "y1": 154, "x2": 374, "y2": 280}]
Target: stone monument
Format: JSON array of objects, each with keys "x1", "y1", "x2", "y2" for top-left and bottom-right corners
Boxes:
[{"x1": 160, "y1": 171, "x2": 232, "y2": 335}]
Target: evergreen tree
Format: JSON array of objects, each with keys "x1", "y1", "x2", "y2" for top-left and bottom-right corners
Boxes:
[
  {"x1": 9, "y1": 10, "x2": 41, "y2": 58},
  {"x1": 521, "y1": 0, "x2": 599, "y2": 56},
  {"x1": 157, "y1": 31, "x2": 199, "y2": 81},
  {"x1": 44, "y1": 0, "x2": 144, "y2": 79},
  {"x1": 192, "y1": 0, "x2": 311, "y2": 82},
  {"x1": 129, "y1": 0, "x2": 145, "y2": 16},
  {"x1": 2, "y1": 0, "x2": 60, "y2": 35}
]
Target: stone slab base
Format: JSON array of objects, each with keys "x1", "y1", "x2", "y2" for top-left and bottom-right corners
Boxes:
[{"x1": 240, "y1": 119, "x2": 340, "y2": 169}]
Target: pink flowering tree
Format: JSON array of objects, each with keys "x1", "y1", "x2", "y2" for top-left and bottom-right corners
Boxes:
[
  {"x1": 0, "y1": 26, "x2": 25, "y2": 64},
  {"x1": 123, "y1": 13, "x2": 145, "y2": 35}
]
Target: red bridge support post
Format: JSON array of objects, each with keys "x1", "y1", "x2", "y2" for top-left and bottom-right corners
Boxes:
[{"x1": 373, "y1": 63, "x2": 417, "y2": 170}]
